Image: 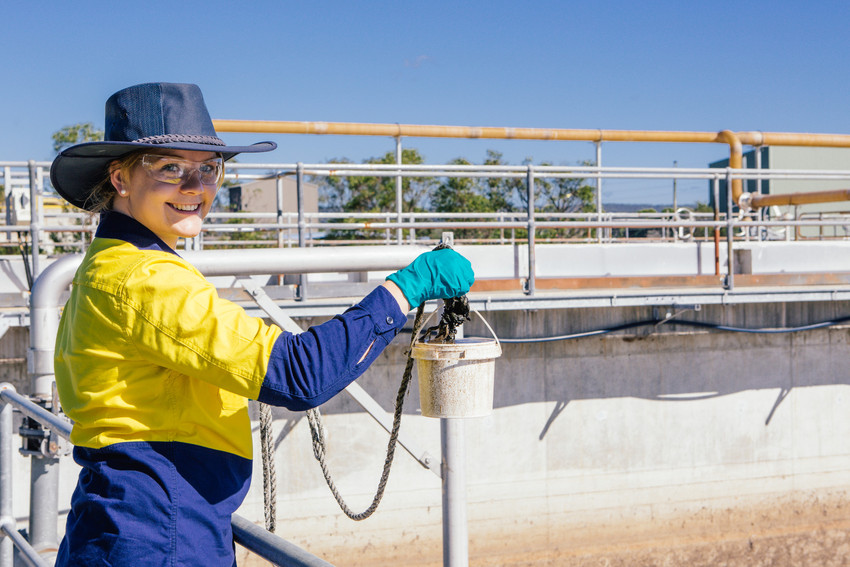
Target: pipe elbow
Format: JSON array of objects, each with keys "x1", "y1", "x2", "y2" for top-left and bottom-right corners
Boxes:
[{"x1": 716, "y1": 130, "x2": 744, "y2": 206}]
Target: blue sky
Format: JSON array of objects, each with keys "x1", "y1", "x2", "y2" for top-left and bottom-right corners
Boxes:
[{"x1": 3, "y1": 0, "x2": 850, "y2": 204}]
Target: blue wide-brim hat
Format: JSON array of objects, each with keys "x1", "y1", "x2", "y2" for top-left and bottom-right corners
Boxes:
[{"x1": 50, "y1": 82, "x2": 276, "y2": 211}]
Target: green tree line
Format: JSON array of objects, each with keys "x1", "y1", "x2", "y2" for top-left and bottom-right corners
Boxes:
[{"x1": 317, "y1": 149, "x2": 598, "y2": 242}]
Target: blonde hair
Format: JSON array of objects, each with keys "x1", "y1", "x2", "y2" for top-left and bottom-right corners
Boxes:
[{"x1": 86, "y1": 151, "x2": 146, "y2": 214}]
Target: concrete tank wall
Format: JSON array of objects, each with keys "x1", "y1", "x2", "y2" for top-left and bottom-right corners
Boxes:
[
  {"x1": 230, "y1": 300, "x2": 850, "y2": 565},
  {"x1": 22, "y1": 299, "x2": 850, "y2": 565}
]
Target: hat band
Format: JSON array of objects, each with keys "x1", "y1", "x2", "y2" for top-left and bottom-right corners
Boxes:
[{"x1": 133, "y1": 134, "x2": 226, "y2": 146}]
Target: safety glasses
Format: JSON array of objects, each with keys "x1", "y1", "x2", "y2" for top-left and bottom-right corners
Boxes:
[{"x1": 140, "y1": 154, "x2": 225, "y2": 187}]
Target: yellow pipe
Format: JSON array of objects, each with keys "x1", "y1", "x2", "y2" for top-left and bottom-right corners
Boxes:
[
  {"x1": 213, "y1": 119, "x2": 723, "y2": 143},
  {"x1": 214, "y1": 119, "x2": 850, "y2": 209},
  {"x1": 714, "y1": 130, "x2": 743, "y2": 205},
  {"x1": 750, "y1": 188, "x2": 850, "y2": 208}
]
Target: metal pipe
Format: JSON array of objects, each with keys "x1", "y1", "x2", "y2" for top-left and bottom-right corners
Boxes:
[
  {"x1": 27, "y1": 161, "x2": 40, "y2": 279},
  {"x1": 726, "y1": 169, "x2": 735, "y2": 290},
  {"x1": 441, "y1": 418, "x2": 467, "y2": 567},
  {"x1": 182, "y1": 246, "x2": 427, "y2": 276},
  {"x1": 0, "y1": 520, "x2": 48, "y2": 567},
  {"x1": 441, "y1": 320, "x2": 468, "y2": 567},
  {"x1": 526, "y1": 166, "x2": 536, "y2": 296},
  {"x1": 26, "y1": 254, "x2": 81, "y2": 560},
  {"x1": 275, "y1": 175, "x2": 285, "y2": 249},
  {"x1": 713, "y1": 177, "x2": 721, "y2": 276},
  {"x1": 0, "y1": 390, "x2": 71, "y2": 439},
  {"x1": 715, "y1": 131, "x2": 743, "y2": 206},
  {"x1": 396, "y1": 137, "x2": 403, "y2": 245},
  {"x1": 750, "y1": 188, "x2": 850, "y2": 208},
  {"x1": 213, "y1": 119, "x2": 723, "y2": 144},
  {"x1": 595, "y1": 142, "x2": 603, "y2": 243},
  {"x1": 231, "y1": 514, "x2": 334, "y2": 567},
  {"x1": 0, "y1": 385, "x2": 14, "y2": 567}
]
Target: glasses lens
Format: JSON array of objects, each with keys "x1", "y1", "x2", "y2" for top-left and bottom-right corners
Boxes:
[{"x1": 141, "y1": 155, "x2": 224, "y2": 186}]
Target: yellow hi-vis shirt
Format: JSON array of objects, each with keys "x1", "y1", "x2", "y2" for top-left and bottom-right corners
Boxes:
[{"x1": 55, "y1": 213, "x2": 406, "y2": 460}]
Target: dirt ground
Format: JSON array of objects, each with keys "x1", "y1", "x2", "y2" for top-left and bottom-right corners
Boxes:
[{"x1": 236, "y1": 492, "x2": 850, "y2": 566}]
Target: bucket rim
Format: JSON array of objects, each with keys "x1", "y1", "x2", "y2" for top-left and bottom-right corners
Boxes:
[{"x1": 411, "y1": 338, "x2": 502, "y2": 360}]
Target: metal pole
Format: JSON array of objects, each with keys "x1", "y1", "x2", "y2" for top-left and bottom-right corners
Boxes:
[
  {"x1": 296, "y1": 163, "x2": 306, "y2": 300},
  {"x1": 596, "y1": 142, "x2": 602, "y2": 243},
  {"x1": 276, "y1": 175, "x2": 285, "y2": 249},
  {"x1": 27, "y1": 161, "x2": 40, "y2": 278},
  {"x1": 0, "y1": 385, "x2": 14, "y2": 567},
  {"x1": 726, "y1": 168, "x2": 735, "y2": 290},
  {"x1": 673, "y1": 160, "x2": 678, "y2": 212},
  {"x1": 713, "y1": 177, "x2": 721, "y2": 277},
  {"x1": 441, "y1": 322, "x2": 468, "y2": 567},
  {"x1": 26, "y1": 255, "x2": 80, "y2": 561},
  {"x1": 526, "y1": 165, "x2": 536, "y2": 295},
  {"x1": 396, "y1": 137, "x2": 403, "y2": 245}
]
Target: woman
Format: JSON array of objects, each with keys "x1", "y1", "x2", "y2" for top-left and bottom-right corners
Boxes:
[{"x1": 49, "y1": 82, "x2": 473, "y2": 566}]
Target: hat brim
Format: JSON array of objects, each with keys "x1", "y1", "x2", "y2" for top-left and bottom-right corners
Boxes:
[{"x1": 50, "y1": 139, "x2": 276, "y2": 211}]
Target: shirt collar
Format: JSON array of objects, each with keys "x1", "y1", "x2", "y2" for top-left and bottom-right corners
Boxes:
[{"x1": 95, "y1": 211, "x2": 179, "y2": 256}]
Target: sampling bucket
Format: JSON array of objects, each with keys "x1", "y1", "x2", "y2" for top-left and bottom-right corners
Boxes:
[{"x1": 412, "y1": 311, "x2": 501, "y2": 418}]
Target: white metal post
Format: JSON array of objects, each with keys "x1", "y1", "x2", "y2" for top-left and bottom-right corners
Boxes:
[
  {"x1": 441, "y1": 321, "x2": 469, "y2": 567},
  {"x1": 526, "y1": 165, "x2": 536, "y2": 295},
  {"x1": 441, "y1": 418, "x2": 468, "y2": 567},
  {"x1": 395, "y1": 137, "x2": 403, "y2": 245},
  {"x1": 27, "y1": 161, "x2": 40, "y2": 279},
  {"x1": 596, "y1": 141, "x2": 603, "y2": 243},
  {"x1": 0, "y1": 385, "x2": 14, "y2": 567}
]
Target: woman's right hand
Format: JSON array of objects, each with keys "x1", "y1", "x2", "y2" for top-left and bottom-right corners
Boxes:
[{"x1": 386, "y1": 249, "x2": 474, "y2": 309}]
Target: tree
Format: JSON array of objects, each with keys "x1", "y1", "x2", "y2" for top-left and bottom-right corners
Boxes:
[
  {"x1": 482, "y1": 150, "x2": 520, "y2": 212},
  {"x1": 432, "y1": 158, "x2": 493, "y2": 241},
  {"x1": 316, "y1": 149, "x2": 435, "y2": 240},
  {"x1": 52, "y1": 122, "x2": 103, "y2": 154}
]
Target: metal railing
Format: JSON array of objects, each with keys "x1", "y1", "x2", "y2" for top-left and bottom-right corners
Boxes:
[
  {"x1": 0, "y1": 383, "x2": 333, "y2": 567},
  {"x1": 5, "y1": 159, "x2": 850, "y2": 278}
]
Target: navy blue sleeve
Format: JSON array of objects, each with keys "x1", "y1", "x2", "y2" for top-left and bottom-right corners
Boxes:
[{"x1": 257, "y1": 285, "x2": 407, "y2": 410}]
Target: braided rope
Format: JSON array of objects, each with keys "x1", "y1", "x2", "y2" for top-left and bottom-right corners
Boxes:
[
  {"x1": 133, "y1": 133, "x2": 226, "y2": 145},
  {"x1": 259, "y1": 402, "x2": 277, "y2": 532},
  {"x1": 306, "y1": 302, "x2": 427, "y2": 521}
]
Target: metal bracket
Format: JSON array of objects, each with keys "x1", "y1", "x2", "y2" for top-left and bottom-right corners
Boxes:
[{"x1": 654, "y1": 304, "x2": 702, "y2": 327}]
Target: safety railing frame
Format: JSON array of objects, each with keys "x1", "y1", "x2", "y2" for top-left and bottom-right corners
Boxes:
[{"x1": 6, "y1": 159, "x2": 850, "y2": 296}]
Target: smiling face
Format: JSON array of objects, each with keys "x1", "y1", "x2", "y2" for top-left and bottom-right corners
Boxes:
[{"x1": 110, "y1": 150, "x2": 221, "y2": 249}]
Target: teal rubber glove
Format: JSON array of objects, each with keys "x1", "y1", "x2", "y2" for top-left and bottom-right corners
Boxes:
[{"x1": 386, "y1": 249, "x2": 474, "y2": 308}]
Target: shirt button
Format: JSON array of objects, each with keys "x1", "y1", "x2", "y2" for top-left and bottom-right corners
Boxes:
[{"x1": 386, "y1": 316, "x2": 394, "y2": 325}]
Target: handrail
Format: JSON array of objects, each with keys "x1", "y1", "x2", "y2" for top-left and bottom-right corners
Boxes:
[
  {"x1": 0, "y1": 384, "x2": 336, "y2": 567},
  {"x1": 213, "y1": 119, "x2": 850, "y2": 209}
]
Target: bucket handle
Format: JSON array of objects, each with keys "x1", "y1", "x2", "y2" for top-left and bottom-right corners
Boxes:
[
  {"x1": 412, "y1": 306, "x2": 500, "y2": 349},
  {"x1": 472, "y1": 308, "x2": 501, "y2": 349}
]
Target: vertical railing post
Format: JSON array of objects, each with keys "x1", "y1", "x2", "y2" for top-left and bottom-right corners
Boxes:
[
  {"x1": 395, "y1": 137, "x2": 403, "y2": 245},
  {"x1": 27, "y1": 161, "x2": 40, "y2": 279},
  {"x1": 526, "y1": 165, "x2": 536, "y2": 295},
  {"x1": 725, "y1": 168, "x2": 735, "y2": 290},
  {"x1": 713, "y1": 176, "x2": 721, "y2": 278},
  {"x1": 276, "y1": 174, "x2": 285, "y2": 248},
  {"x1": 0, "y1": 386, "x2": 14, "y2": 567},
  {"x1": 596, "y1": 141, "x2": 603, "y2": 243},
  {"x1": 296, "y1": 163, "x2": 306, "y2": 299}
]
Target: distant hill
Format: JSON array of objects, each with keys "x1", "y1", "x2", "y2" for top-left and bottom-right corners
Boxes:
[{"x1": 603, "y1": 203, "x2": 669, "y2": 212}]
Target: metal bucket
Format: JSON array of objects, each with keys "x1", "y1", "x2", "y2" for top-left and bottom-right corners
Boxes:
[{"x1": 412, "y1": 311, "x2": 501, "y2": 418}]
